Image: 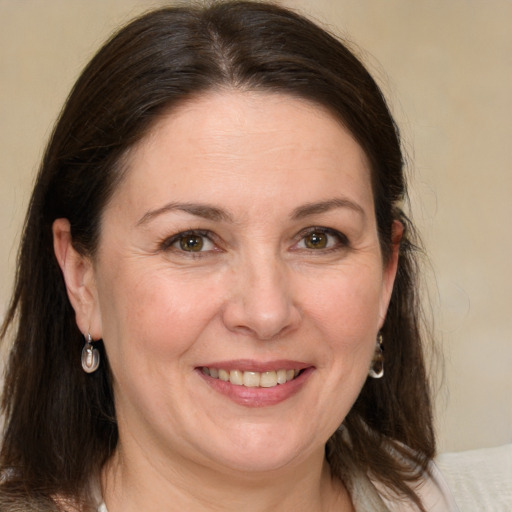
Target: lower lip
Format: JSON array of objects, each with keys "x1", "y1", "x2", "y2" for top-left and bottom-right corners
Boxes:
[{"x1": 196, "y1": 367, "x2": 314, "y2": 408}]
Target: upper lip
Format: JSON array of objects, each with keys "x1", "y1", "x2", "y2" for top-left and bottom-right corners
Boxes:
[{"x1": 197, "y1": 359, "x2": 312, "y2": 372}]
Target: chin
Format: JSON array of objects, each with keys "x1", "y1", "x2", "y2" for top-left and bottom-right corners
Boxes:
[
  {"x1": 213, "y1": 449, "x2": 303, "y2": 475},
  {"x1": 197, "y1": 426, "x2": 318, "y2": 475}
]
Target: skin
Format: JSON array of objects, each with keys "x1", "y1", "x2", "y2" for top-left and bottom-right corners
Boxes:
[{"x1": 53, "y1": 91, "x2": 401, "y2": 511}]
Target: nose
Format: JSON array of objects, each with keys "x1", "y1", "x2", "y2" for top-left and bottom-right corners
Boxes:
[{"x1": 221, "y1": 255, "x2": 301, "y2": 341}]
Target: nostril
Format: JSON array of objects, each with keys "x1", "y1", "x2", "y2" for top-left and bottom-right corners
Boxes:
[
  {"x1": 221, "y1": 300, "x2": 301, "y2": 341},
  {"x1": 221, "y1": 262, "x2": 301, "y2": 340}
]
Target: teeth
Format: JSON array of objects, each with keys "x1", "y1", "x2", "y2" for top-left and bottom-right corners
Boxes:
[
  {"x1": 202, "y1": 367, "x2": 301, "y2": 388},
  {"x1": 230, "y1": 370, "x2": 243, "y2": 386},
  {"x1": 277, "y1": 369, "x2": 287, "y2": 384},
  {"x1": 260, "y1": 371, "x2": 277, "y2": 388},
  {"x1": 243, "y1": 371, "x2": 260, "y2": 387}
]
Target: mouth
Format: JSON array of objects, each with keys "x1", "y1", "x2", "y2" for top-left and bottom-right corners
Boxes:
[
  {"x1": 196, "y1": 360, "x2": 313, "y2": 407},
  {"x1": 200, "y1": 367, "x2": 302, "y2": 388}
]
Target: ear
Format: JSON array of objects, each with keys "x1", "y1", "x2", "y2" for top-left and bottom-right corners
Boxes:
[
  {"x1": 378, "y1": 219, "x2": 404, "y2": 326},
  {"x1": 52, "y1": 218, "x2": 102, "y2": 339}
]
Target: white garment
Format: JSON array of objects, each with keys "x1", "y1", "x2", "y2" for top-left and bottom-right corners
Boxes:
[{"x1": 349, "y1": 461, "x2": 459, "y2": 512}]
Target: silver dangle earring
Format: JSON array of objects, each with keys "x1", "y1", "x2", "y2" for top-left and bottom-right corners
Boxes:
[
  {"x1": 81, "y1": 333, "x2": 100, "y2": 373},
  {"x1": 368, "y1": 332, "x2": 384, "y2": 379}
]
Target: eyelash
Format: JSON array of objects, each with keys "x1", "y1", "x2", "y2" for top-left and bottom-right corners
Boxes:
[
  {"x1": 159, "y1": 227, "x2": 349, "y2": 256},
  {"x1": 159, "y1": 229, "x2": 217, "y2": 256},
  {"x1": 293, "y1": 226, "x2": 349, "y2": 253}
]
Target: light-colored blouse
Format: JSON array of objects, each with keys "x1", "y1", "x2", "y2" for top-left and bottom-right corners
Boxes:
[{"x1": 348, "y1": 462, "x2": 459, "y2": 511}]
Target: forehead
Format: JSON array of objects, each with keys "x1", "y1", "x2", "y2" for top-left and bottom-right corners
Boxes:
[
  {"x1": 138, "y1": 90, "x2": 365, "y2": 161},
  {"x1": 110, "y1": 90, "x2": 373, "y2": 218}
]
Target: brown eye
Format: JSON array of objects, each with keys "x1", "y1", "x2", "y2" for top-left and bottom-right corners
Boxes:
[
  {"x1": 179, "y1": 235, "x2": 204, "y2": 252},
  {"x1": 304, "y1": 232, "x2": 328, "y2": 249},
  {"x1": 162, "y1": 230, "x2": 216, "y2": 254},
  {"x1": 295, "y1": 228, "x2": 348, "y2": 252}
]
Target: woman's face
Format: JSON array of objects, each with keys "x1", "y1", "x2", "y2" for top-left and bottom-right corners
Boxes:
[{"x1": 85, "y1": 91, "x2": 398, "y2": 475}]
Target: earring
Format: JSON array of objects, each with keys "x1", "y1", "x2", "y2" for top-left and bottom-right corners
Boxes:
[
  {"x1": 81, "y1": 333, "x2": 100, "y2": 373},
  {"x1": 368, "y1": 332, "x2": 384, "y2": 379}
]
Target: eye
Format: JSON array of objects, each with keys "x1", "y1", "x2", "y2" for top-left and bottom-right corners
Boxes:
[
  {"x1": 295, "y1": 228, "x2": 347, "y2": 251},
  {"x1": 161, "y1": 230, "x2": 216, "y2": 253},
  {"x1": 304, "y1": 231, "x2": 329, "y2": 249},
  {"x1": 179, "y1": 234, "x2": 206, "y2": 252}
]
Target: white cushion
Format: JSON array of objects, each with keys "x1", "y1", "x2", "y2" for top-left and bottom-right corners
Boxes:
[{"x1": 437, "y1": 444, "x2": 512, "y2": 512}]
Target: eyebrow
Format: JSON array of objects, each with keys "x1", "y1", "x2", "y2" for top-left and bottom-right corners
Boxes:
[
  {"x1": 137, "y1": 202, "x2": 233, "y2": 225},
  {"x1": 137, "y1": 196, "x2": 365, "y2": 226},
  {"x1": 291, "y1": 198, "x2": 365, "y2": 220}
]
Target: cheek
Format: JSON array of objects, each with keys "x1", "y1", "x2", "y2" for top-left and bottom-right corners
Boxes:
[
  {"x1": 303, "y1": 265, "x2": 384, "y2": 381},
  {"x1": 306, "y1": 266, "x2": 385, "y2": 336},
  {"x1": 96, "y1": 266, "x2": 223, "y2": 367}
]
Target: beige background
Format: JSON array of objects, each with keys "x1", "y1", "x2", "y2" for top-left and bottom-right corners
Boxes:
[{"x1": 1, "y1": 0, "x2": 511, "y2": 453}]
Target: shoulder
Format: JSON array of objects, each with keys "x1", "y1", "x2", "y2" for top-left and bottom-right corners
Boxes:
[
  {"x1": 370, "y1": 461, "x2": 460, "y2": 512},
  {"x1": 339, "y1": 445, "x2": 460, "y2": 512},
  {"x1": 0, "y1": 492, "x2": 58, "y2": 512},
  {"x1": 0, "y1": 489, "x2": 88, "y2": 512}
]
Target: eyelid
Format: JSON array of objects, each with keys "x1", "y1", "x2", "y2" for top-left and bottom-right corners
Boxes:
[
  {"x1": 160, "y1": 229, "x2": 219, "y2": 253},
  {"x1": 158, "y1": 226, "x2": 348, "y2": 255},
  {"x1": 293, "y1": 226, "x2": 349, "y2": 251}
]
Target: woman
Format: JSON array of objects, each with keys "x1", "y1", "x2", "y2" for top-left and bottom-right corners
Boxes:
[{"x1": 0, "y1": 2, "x2": 458, "y2": 511}]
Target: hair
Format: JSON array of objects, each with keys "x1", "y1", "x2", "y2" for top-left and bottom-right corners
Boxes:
[{"x1": 0, "y1": 1, "x2": 435, "y2": 510}]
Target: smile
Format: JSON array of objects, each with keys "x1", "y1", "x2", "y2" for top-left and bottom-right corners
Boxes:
[{"x1": 201, "y1": 367, "x2": 301, "y2": 388}]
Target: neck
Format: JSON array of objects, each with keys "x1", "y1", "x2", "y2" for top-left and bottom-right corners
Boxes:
[{"x1": 101, "y1": 440, "x2": 352, "y2": 512}]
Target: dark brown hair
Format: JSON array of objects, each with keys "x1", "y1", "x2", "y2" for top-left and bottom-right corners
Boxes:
[{"x1": 0, "y1": 2, "x2": 434, "y2": 510}]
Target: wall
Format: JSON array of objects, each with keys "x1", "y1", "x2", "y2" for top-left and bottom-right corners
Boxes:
[{"x1": 1, "y1": 0, "x2": 511, "y2": 453}]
